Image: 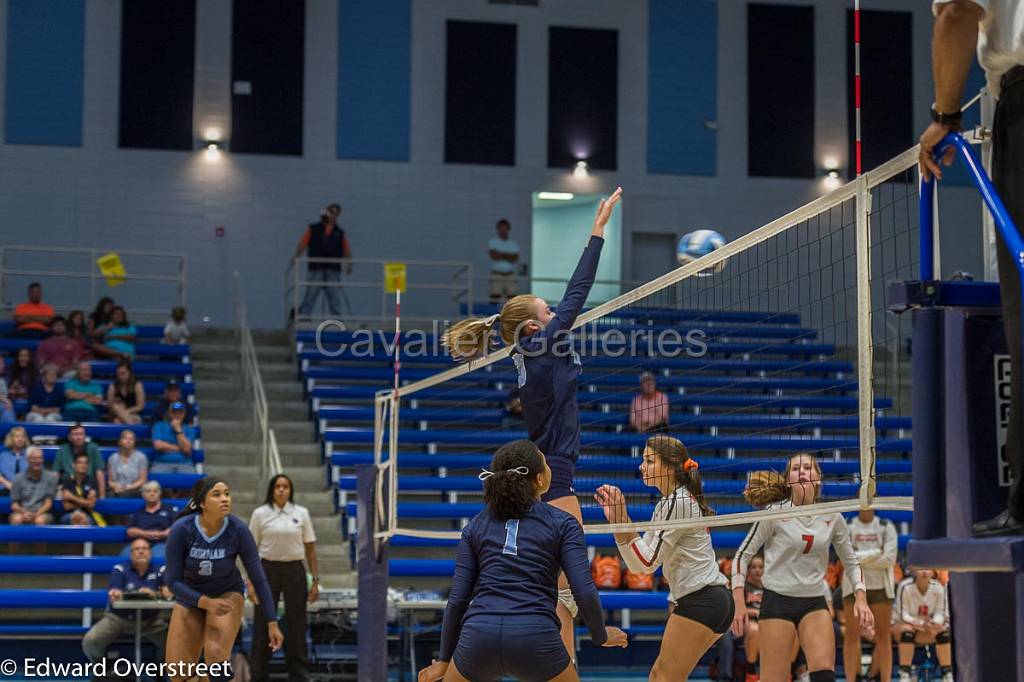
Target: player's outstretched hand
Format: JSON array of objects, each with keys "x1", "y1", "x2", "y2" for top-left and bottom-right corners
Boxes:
[
  {"x1": 268, "y1": 622, "x2": 284, "y2": 651},
  {"x1": 594, "y1": 484, "x2": 629, "y2": 525},
  {"x1": 854, "y1": 598, "x2": 875, "y2": 632},
  {"x1": 601, "y1": 626, "x2": 628, "y2": 648},
  {"x1": 418, "y1": 659, "x2": 449, "y2": 681},
  {"x1": 591, "y1": 187, "x2": 623, "y2": 238},
  {"x1": 730, "y1": 590, "x2": 749, "y2": 638}
]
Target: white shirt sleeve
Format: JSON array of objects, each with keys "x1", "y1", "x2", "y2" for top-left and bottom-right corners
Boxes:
[
  {"x1": 932, "y1": 0, "x2": 988, "y2": 17},
  {"x1": 248, "y1": 507, "x2": 263, "y2": 549},
  {"x1": 900, "y1": 581, "x2": 920, "y2": 625},
  {"x1": 301, "y1": 507, "x2": 316, "y2": 543},
  {"x1": 732, "y1": 519, "x2": 772, "y2": 590},
  {"x1": 616, "y1": 493, "x2": 692, "y2": 575},
  {"x1": 932, "y1": 583, "x2": 949, "y2": 625},
  {"x1": 830, "y1": 515, "x2": 865, "y2": 592}
]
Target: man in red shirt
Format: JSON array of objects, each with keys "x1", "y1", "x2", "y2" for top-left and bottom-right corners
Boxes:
[
  {"x1": 36, "y1": 317, "x2": 83, "y2": 376},
  {"x1": 14, "y1": 282, "x2": 54, "y2": 338},
  {"x1": 629, "y1": 372, "x2": 670, "y2": 433}
]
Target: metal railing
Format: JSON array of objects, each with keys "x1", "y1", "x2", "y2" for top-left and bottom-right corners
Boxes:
[
  {"x1": 234, "y1": 271, "x2": 282, "y2": 481},
  {"x1": 284, "y1": 257, "x2": 472, "y2": 329},
  {"x1": 0, "y1": 246, "x2": 186, "y2": 322}
]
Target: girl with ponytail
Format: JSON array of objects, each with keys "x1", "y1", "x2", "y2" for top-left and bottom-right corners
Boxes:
[
  {"x1": 418, "y1": 440, "x2": 626, "y2": 682},
  {"x1": 443, "y1": 187, "x2": 623, "y2": 660},
  {"x1": 164, "y1": 478, "x2": 282, "y2": 681},
  {"x1": 593, "y1": 435, "x2": 733, "y2": 681}
]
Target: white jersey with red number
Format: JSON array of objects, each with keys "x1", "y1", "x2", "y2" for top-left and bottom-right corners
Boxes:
[
  {"x1": 898, "y1": 578, "x2": 949, "y2": 627},
  {"x1": 841, "y1": 515, "x2": 898, "y2": 599},
  {"x1": 732, "y1": 502, "x2": 864, "y2": 598}
]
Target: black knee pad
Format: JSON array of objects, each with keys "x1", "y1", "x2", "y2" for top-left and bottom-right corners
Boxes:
[
  {"x1": 900, "y1": 630, "x2": 917, "y2": 643},
  {"x1": 936, "y1": 630, "x2": 952, "y2": 644},
  {"x1": 809, "y1": 671, "x2": 836, "y2": 682}
]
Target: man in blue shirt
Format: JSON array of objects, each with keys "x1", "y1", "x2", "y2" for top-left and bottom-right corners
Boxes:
[
  {"x1": 82, "y1": 538, "x2": 171, "y2": 663},
  {"x1": 124, "y1": 481, "x2": 177, "y2": 558},
  {"x1": 151, "y1": 402, "x2": 196, "y2": 473},
  {"x1": 63, "y1": 361, "x2": 104, "y2": 422}
]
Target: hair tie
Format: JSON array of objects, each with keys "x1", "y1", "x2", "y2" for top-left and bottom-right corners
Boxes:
[
  {"x1": 478, "y1": 469, "x2": 494, "y2": 480},
  {"x1": 478, "y1": 466, "x2": 529, "y2": 481},
  {"x1": 683, "y1": 459, "x2": 699, "y2": 472},
  {"x1": 486, "y1": 314, "x2": 500, "y2": 325}
]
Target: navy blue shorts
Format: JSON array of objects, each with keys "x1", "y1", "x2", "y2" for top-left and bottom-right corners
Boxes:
[
  {"x1": 453, "y1": 615, "x2": 570, "y2": 681},
  {"x1": 540, "y1": 455, "x2": 576, "y2": 502}
]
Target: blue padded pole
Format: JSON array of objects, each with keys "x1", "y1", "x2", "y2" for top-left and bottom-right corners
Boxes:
[
  {"x1": 912, "y1": 307, "x2": 944, "y2": 539},
  {"x1": 356, "y1": 463, "x2": 388, "y2": 682}
]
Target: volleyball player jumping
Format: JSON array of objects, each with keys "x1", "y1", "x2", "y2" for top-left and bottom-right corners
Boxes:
[
  {"x1": 417, "y1": 440, "x2": 627, "y2": 682},
  {"x1": 444, "y1": 187, "x2": 623, "y2": 656},
  {"x1": 164, "y1": 478, "x2": 283, "y2": 682},
  {"x1": 594, "y1": 435, "x2": 733, "y2": 681},
  {"x1": 731, "y1": 454, "x2": 874, "y2": 682}
]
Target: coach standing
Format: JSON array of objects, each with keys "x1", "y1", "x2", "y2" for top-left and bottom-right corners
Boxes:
[
  {"x1": 248, "y1": 474, "x2": 320, "y2": 682},
  {"x1": 919, "y1": 1, "x2": 1024, "y2": 535}
]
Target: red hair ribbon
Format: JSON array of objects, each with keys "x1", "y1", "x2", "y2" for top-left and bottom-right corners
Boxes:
[{"x1": 684, "y1": 459, "x2": 699, "y2": 472}]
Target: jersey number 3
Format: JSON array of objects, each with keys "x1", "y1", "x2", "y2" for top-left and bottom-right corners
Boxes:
[
  {"x1": 198, "y1": 560, "x2": 213, "y2": 576},
  {"x1": 503, "y1": 519, "x2": 520, "y2": 556},
  {"x1": 801, "y1": 534, "x2": 815, "y2": 554}
]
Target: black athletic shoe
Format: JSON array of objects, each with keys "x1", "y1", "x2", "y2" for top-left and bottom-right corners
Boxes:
[{"x1": 972, "y1": 509, "x2": 1024, "y2": 536}]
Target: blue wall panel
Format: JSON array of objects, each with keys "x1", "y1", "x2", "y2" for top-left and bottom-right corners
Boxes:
[
  {"x1": 4, "y1": 0, "x2": 84, "y2": 146},
  {"x1": 337, "y1": 0, "x2": 411, "y2": 161},
  {"x1": 646, "y1": 0, "x2": 717, "y2": 176}
]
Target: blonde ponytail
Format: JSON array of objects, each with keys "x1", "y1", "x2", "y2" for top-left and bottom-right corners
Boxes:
[
  {"x1": 744, "y1": 470, "x2": 790, "y2": 508},
  {"x1": 443, "y1": 295, "x2": 541, "y2": 361}
]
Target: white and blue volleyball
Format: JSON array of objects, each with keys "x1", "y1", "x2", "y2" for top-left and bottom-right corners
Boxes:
[{"x1": 677, "y1": 230, "x2": 728, "y2": 272}]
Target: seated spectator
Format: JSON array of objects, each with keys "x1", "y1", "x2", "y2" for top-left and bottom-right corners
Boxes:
[
  {"x1": 106, "y1": 360, "x2": 144, "y2": 425},
  {"x1": 894, "y1": 569, "x2": 953, "y2": 682},
  {"x1": 13, "y1": 282, "x2": 54, "y2": 338},
  {"x1": 67, "y1": 310, "x2": 92, "y2": 358},
  {"x1": 82, "y1": 538, "x2": 170, "y2": 664},
  {"x1": 629, "y1": 372, "x2": 670, "y2": 433},
  {"x1": 0, "y1": 426, "x2": 30, "y2": 496},
  {"x1": 94, "y1": 306, "x2": 135, "y2": 360},
  {"x1": 87, "y1": 297, "x2": 115, "y2": 346},
  {"x1": 60, "y1": 452, "x2": 100, "y2": 526},
  {"x1": 107, "y1": 429, "x2": 147, "y2": 498},
  {"x1": 150, "y1": 402, "x2": 196, "y2": 472},
  {"x1": 163, "y1": 306, "x2": 190, "y2": 345},
  {"x1": 7, "y1": 347, "x2": 37, "y2": 401},
  {"x1": 36, "y1": 316, "x2": 84, "y2": 376},
  {"x1": 0, "y1": 356, "x2": 15, "y2": 422},
  {"x1": 27, "y1": 364, "x2": 65, "y2": 423},
  {"x1": 502, "y1": 386, "x2": 523, "y2": 428},
  {"x1": 9, "y1": 447, "x2": 58, "y2": 525},
  {"x1": 64, "y1": 360, "x2": 104, "y2": 422},
  {"x1": 53, "y1": 423, "x2": 106, "y2": 497},
  {"x1": 124, "y1": 480, "x2": 177, "y2": 557},
  {"x1": 150, "y1": 378, "x2": 193, "y2": 425}
]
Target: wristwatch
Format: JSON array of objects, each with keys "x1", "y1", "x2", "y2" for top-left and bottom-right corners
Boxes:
[{"x1": 931, "y1": 104, "x2": 962, "y2": 128}]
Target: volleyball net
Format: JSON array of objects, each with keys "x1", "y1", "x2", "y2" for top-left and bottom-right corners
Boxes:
[{"x1": 371, "y1": 147, "x2": 920, "y2": 541}]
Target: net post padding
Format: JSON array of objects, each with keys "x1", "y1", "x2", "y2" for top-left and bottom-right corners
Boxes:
[
  {"x1": 373, "y1": 391, "x2": 397, "y2": 543},
  {"x1": 855, "y1": 175, "x2": 878, "y2": 508}
]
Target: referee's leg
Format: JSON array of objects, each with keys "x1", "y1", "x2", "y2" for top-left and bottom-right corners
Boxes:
[
  {"x1": 282, "y1": 561, "x2": 310, "y2": 681},
  {"x1": 250, "y1": 561, "x2": 284, "y2": 682}
]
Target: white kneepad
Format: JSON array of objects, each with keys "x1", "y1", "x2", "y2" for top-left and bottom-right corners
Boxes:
[{"x1": 558, "y1": 588, "x2": 578, "y2": 618}]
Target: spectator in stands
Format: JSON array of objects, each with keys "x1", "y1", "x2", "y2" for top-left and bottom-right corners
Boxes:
[
  {"x1": 151, "y1": 402, "x2": 196, "y2": 472},
  {"x1": 13, "y1": 282, "x2": 54, "y2": 338},
  {"x1": 93, "y1": 306, "x2": 135, "y2": 360},
  {"x1": 60, "y1": 452, "x2": 100, "y2": 526},
  {"x1": 87, "y1": 297, "x2": 115, "y2": 344},
  {"x1": 9, "y1": 447, "x2": 58, "y2": 525},
  {"x1": 106, "y1": 360, "x2": 144, "y2": 425},
  {"x1": 629, "y1": 372, "x2": 670, "y2": 433},
  {"x1": 503, "y1": 386, "x2": 524, "y2": 427},
  {"x1": 7, "y1": 347, "x2": 37, "y2": 401},
  {"x1": 124, "y1": 481, "x2": 176, "y2": 558},
  {"x1": 52, "y1": 423, "x2": 106, "y2": 497},
  {"x1": 293, "y1": 203, "x2": 352, "y2": 317},
  {"x1": 67, "y1": 310, "x2": 91, "y2": 357},
  {"x1": 164, "y1": 306, "x2": 190, "y2": 345},
  {"x1": 0, "y1": 427, "x2": 30, "y2": 496},
  {"x1": 26, "y1": 364, "x2": 64, "y2": 423},
  {"x1": 107, "y1": 429, "x2": 147, "y2": 498},
  {"x1": 488, "y1": 218, "x2": 520, "y2": 303},
  {"x1": 35, "y1": 316, "x2": 84, "y2": 376},
  {"x1": 150, "y1": 378, "x2": 193, "y2": 425},
  {"x1": 64, "y1": 360, "x2": 104, "y2": 422},
  {"x1": 0, "y1": 356, "x2": 15, "y2": 422},
  {"x1": 82, "y1": 538, "x2": 171, "y2": 664}
]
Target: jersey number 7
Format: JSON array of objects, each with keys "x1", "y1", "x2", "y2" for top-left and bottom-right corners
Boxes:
[{"x1": 801, "y1": 534, "x2": 815, "y2": 554}]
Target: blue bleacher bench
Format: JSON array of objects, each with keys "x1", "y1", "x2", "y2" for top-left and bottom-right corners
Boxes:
[
  {"x1": 0, "y1": 555, "x2": 165, "y2": 574},
  {"x1": 0, "y1": 589, "x2": 107, "y2": 609},
  {"x1": 0, "y1": 339, "x2": 189, "y2": 359},
  {"x1": 32, "y1": 445, "x2": 205, "y2": 466},
  {"x1": 0, "y1": 421, "x2": 202, "y2": 441},
  {"x1": 0, "y1": 498, "x2": 188, "y2": 516},
  {"x1": 12, "y1": 398, "x2": 199, "y2": 419},
  {"x1": 0, "y1": 322, "x2": 168, "y2": 340},
  {"x1": 0, "y1": 525, "x2": 129, "y2": 542}
]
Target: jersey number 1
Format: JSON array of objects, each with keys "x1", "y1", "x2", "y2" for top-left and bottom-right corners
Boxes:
[
  {"x1": 503, "y1": 519, "x2": 520, "y2": 556},
  {"x1": 801, "y1": 534, "x2": 815, "y2": 554}
]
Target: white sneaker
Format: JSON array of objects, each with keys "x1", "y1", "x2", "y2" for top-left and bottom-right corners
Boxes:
[
  {"x1": 795, "y1": 674, "x2": 810, "y2": 682},
  {"x1": 899, "y1": 672, "x2": 912, "y2": 682},
  {"x1": 942, "y1": 673, "x2": 954, "y2": 682}
]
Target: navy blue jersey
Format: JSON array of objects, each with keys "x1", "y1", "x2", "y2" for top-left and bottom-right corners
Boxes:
[
  {"x1": 513, "y1": 236, "x2": 603, "y2": 462},
  {"x1": 107, "y1": 561, "x2": 165, "y2": 620},
  {"x1": 129, "y1": 502, "x2": 178, "y2": 532},
  {"x1": 438, "y1": 502, "x2": 607, "y2": 662},
  {"x1": 164, "y1": 514, "x2": 277, "y2": 622}
]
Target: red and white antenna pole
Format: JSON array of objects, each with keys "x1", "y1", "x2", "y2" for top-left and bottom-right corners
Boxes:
[{"x1": 854, "y1": 0, "x2": 863, "y2": 176}]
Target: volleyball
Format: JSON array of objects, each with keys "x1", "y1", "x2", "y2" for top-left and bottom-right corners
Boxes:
[{"x1": 677, "y1": 229, "x2": 727, "y2": 271}]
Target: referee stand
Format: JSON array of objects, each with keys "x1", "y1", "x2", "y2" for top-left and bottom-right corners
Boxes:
[{"x1": 894, "y1": 132, "x2": 1024, "y2": 682}]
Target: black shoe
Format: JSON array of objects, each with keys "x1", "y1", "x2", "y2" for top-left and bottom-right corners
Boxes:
[{"x1": 972, "y1": 509, "x2": 1024, "y2": 536}]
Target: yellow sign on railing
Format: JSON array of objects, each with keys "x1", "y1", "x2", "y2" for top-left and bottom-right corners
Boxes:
[
  {"x1": 96, "y1": 252, "x2": 127, "y2": 287},
  {"x1": 384, "y1": 262, "x2": 407, "y2": 293}
]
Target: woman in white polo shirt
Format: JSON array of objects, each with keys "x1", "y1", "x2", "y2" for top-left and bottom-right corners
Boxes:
[{"x1": 247, "y1": 474, "x2": 320, "y2": 682}]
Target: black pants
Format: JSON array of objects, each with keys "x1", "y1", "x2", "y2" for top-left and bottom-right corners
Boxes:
[
  {"x1": 250, "y1": 559, "x2": 309, "y2": 682},
  {"x1": 993, "y1": 65, "x2": 1024, "y2": 518}
]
